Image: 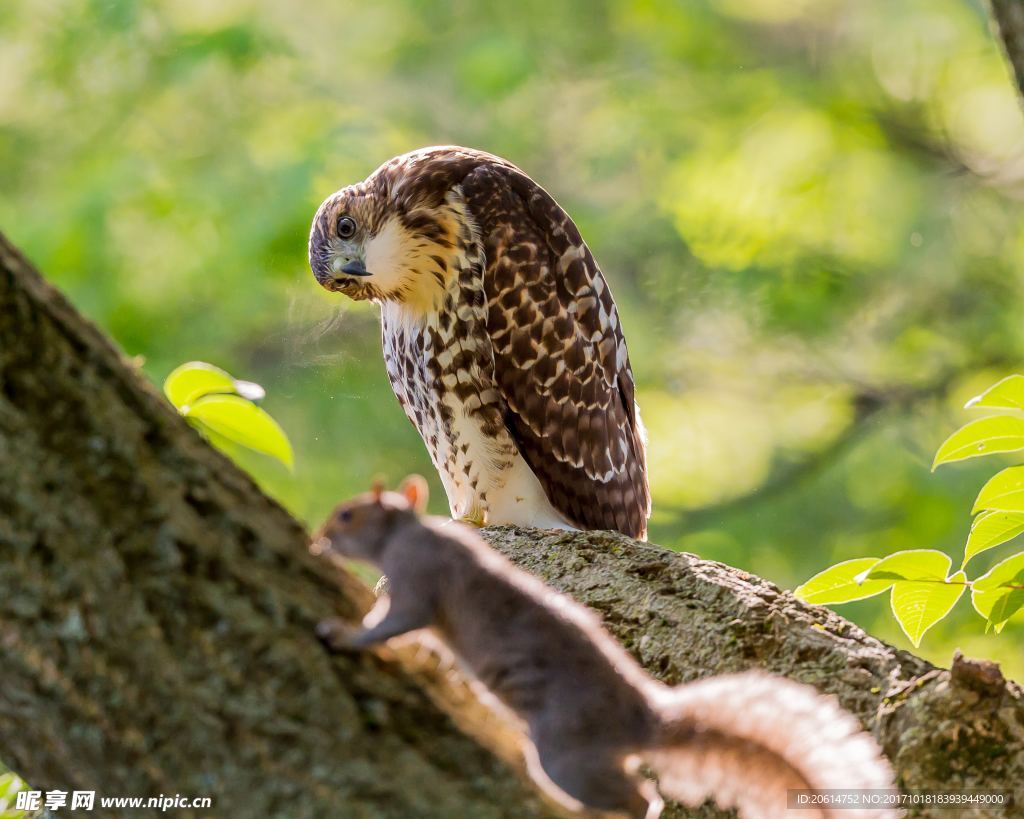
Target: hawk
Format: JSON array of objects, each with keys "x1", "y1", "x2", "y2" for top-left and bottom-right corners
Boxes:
[{"x1": 309, "y1": 146, "x2": 650, "y2": 538}]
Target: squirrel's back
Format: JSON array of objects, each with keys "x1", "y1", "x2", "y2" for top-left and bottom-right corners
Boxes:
[
  {"x1": 413, "y1": 521, "x2": 897, "y2": 819},
  {"x1": 408, "y1": 518, "x2": 658, "y2": 737}
]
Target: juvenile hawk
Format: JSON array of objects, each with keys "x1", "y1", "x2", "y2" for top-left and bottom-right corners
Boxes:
[{"x1": 309, "y1": 146, "x2": 650, "y2": 538}]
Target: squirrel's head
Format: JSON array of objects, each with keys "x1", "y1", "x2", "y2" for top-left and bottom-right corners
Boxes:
[{"x1": 312, "y1": 475, "x2": 429, "y2": 564}]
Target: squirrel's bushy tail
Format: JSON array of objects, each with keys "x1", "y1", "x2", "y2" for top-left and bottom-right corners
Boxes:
[{"x1": 644, "y1": 672, "x2": 896, "y2": 819}]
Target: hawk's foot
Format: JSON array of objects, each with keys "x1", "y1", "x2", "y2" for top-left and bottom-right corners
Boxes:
[{"x1": 458, "y1": 507, "x2": 487, "y2": 528}]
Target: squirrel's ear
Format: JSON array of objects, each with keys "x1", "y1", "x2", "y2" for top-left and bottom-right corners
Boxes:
[
  {"x1": 370, "y1": 478, "x2": 385, "y2": 503},
  {"x1": 398, "y1": 474, "x2": 429, "y2": 513}
]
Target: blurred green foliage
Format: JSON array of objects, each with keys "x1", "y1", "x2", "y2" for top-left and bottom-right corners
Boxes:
[
  {"x1": 0, "y1": 771, "x2": 29, "y2": 818},
  {"x1": 3, "y1": 0, "x2": 1024, "y2": 685}
]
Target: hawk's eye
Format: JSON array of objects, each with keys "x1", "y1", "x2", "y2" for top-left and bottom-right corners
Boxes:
[{"x1": 336, "y1": 216, "x2": 357, "y2": 239}]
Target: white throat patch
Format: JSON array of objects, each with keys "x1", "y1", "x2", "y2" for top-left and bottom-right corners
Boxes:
[{"x1": 364, "y1": 217, "x2": 413, "y2": 296}]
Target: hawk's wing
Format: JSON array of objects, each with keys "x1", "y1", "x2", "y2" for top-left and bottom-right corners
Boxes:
[{"x1": 461, "y1": 164, "x2": 650, "y2": 539}]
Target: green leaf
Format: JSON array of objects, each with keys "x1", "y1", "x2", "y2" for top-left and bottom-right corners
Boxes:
[
  {"x1": 972, "y1": 466, "x2": 1024, "y2": 514},
  {"x1": 890, "y1": 571, "x2": 966, "y2": 647},
  {"x1": 972, "y1": 587, "x2": 1024, "y2": 634},
  {"x1": 972, "y1": 551, "x2": 1024, "y2": 592},
  {"x1": 164, "y1": 361, "x2": 267, "y2": 410},
  {"x1": 965, "y1": 374, "x2": 1024, "y2": 411},
  {"x1": 185, "y1": 394, "x2": 294, "y2": 469},
  {"x1": 859, "y1": 549, "x2": 951, "y2": 582},
  {"x1": 794, "y1": 558, "x2": 891, "y2": 604},
  {"x1": 932, "y1": 416, "x2": 1024, "y2": 469},
  {"x1": 164, "y1": 361, "x2": 238, "y2": 409},
  {"x1": 971, "y1": 551, "x2": 1024, "y2": 630},
  {"x1": 962, "y1": 511, "x2": 1024, "y2": 569},
  {"x1": 970, "y1": 551, "x2": 1024, "y2": 632},
  {"x1": 0, "y1": 771, "x2": 28, "y2": 815},
  {"x1": 0, "y1": 773, "x2": 20, "y2": 800}
]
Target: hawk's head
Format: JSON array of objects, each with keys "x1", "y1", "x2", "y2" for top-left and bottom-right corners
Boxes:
[{"x1": 309, "y1": 148, "x2": 482, "y2": 313}]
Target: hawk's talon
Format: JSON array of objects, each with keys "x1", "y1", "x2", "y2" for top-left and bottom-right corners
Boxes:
[{"x1": 458, "y1": 509, "x2": 486, "y2": 528}]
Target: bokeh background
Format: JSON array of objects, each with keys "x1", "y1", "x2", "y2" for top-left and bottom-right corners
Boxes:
[{"x1": 3, "y1": 0, "x2": 1024, "y2": 686}]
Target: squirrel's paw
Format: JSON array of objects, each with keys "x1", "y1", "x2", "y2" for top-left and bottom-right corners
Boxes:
[{"x1": 316, "y1": 617, "x2": 363, "y2": 653}]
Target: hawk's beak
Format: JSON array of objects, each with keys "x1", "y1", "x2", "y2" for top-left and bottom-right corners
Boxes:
[{"x1": 340, "y1": 259, "x2": 371, "y2": 277}]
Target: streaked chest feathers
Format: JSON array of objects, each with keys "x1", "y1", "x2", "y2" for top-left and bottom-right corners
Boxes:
[{"x1": 380, "y1": 203, "x2": 518, "y2": 523}]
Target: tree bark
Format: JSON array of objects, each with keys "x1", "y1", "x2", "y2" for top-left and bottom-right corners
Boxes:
[
  {"x1": 0, "y1": 232, "x2": 558, "y2": 819},
  {"x1": 0, "y1": 230, "x2": 1020, "y2": 818}
]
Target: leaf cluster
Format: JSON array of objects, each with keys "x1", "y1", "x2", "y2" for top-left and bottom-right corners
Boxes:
[
  {"x1": 163, "y1": 362, "x2": 294, "y2": 471},
  {"x1": 796, "y1": 376, "x2": 1024, "y2": 645}
]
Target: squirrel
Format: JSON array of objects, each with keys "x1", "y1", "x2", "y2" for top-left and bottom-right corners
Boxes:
[{"x1": 312, "y1": 477, "x2": 897, "y2": 819}]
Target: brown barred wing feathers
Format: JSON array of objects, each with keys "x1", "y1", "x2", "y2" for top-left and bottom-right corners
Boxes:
[{"x1": 462, "y1": 163, "x2": 650, "y2": 539}]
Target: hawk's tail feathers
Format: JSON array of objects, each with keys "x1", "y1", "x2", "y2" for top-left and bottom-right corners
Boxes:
[{"x1": 644, "y1": 672, "x2": 898, "y2": 819}]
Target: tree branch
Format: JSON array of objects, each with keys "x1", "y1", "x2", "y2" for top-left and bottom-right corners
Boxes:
[
  {"x1": 482, "y1": 527, "x2": 1024, "y2": 813},
  {"x1": 990, "y1": 0, "x2": 1024, "y2": 102},
  {"x1": 1, "y1": 230, "x2": 1021, "y2": 818},
  {"x1": 657, "y1": 370, "x2": 1001, "y2": 532},
  {"x1": 657, "y1": 388, "x2": 888, "y2": 531}
]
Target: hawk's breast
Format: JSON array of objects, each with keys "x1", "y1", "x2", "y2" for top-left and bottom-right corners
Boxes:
[{"x1": 379, "y1": 264, "x2": 568, "y2": 529}]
